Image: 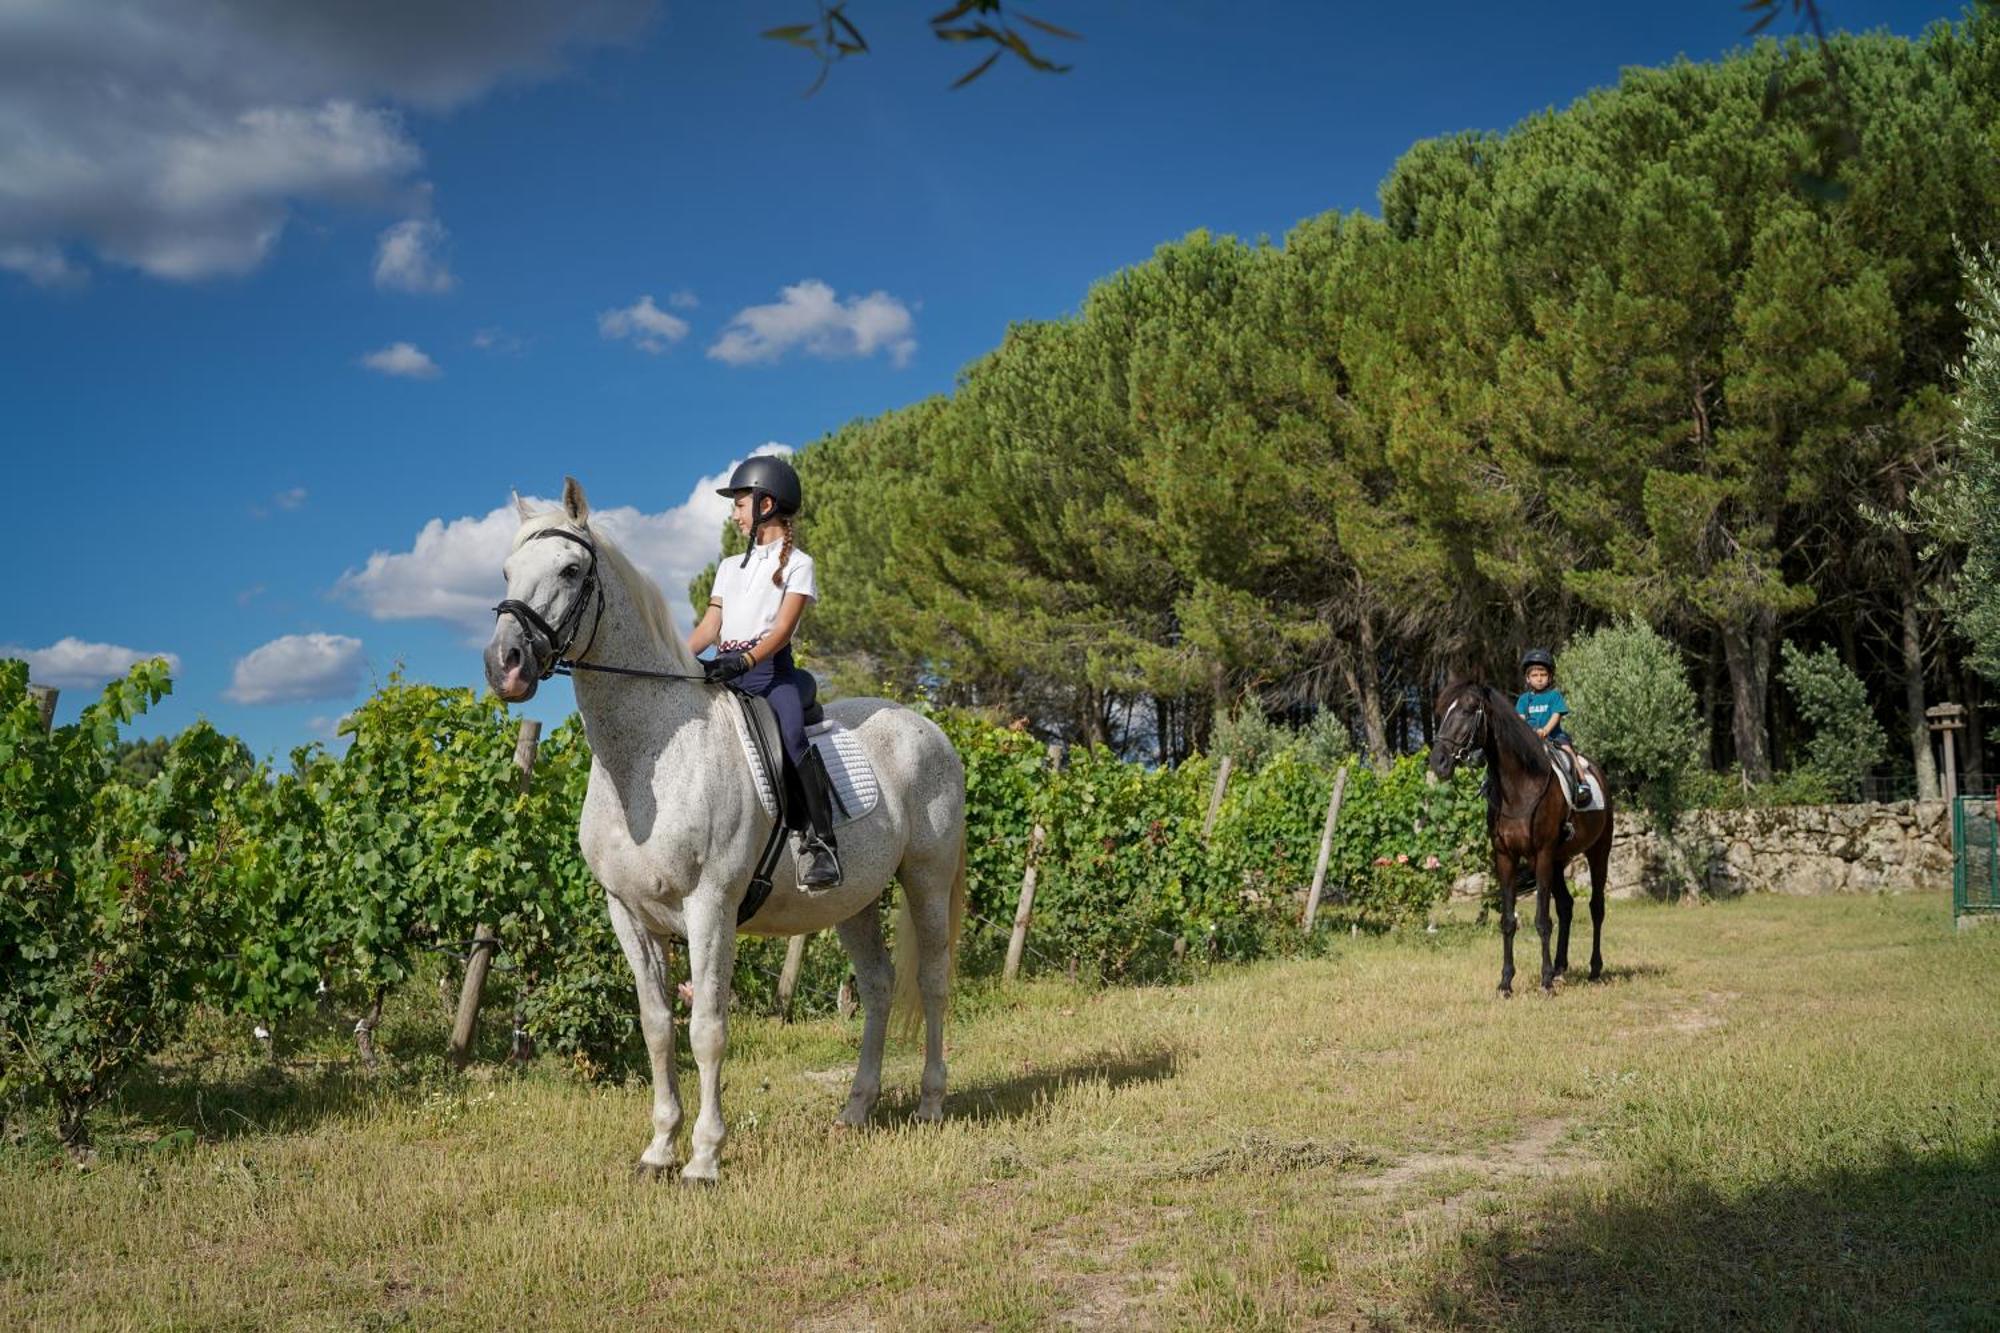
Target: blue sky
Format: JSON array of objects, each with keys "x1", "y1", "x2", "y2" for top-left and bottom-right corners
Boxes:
[{"x1": 1, "y1": 0, "x2": 1965, "y2": 759}]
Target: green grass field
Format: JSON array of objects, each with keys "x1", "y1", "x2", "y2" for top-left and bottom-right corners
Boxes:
[{"x1": 5, "y1": 892, "x2": 1997, "y2": 1330}]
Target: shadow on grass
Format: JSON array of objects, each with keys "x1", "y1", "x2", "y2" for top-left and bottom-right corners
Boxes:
[
  {"x1": 881, "y1": 1044, "x2": 1181, "y2": 1124},
  {"x1": 89, "y1": 1000, "x2": 515, "y2": 1151},
  {"x1": 1419, "y1": 1139, "x2": 2000, "y2": 1330},
  {"x1": 1582, "y1": 960, "x2": 1671, "y2": 983}
]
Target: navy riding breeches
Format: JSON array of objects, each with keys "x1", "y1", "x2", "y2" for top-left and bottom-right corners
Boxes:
[{"x1": 732, "y1": 644, "x2": 809, "y2": 768}]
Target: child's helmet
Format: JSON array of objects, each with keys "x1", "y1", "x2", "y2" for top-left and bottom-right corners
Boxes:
[
  {"x1": 716, "y1": 454, "x2": 802, "y2": 565},
  {"x1": 1520, "y1": 648, "x2": 1556, "y2": 673},
  {"x1": 715, "y1": 455, "x2": 802, "y2": 515}
]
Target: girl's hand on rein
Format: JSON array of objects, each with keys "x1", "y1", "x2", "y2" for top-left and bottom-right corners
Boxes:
[{"x1": 703, "y1": 652, "x2": 754, "y2": 684}]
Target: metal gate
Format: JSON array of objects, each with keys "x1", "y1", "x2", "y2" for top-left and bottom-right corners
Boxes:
[{"x1": 1954, "y1": 794, "x2": 2000, "y2": 924}]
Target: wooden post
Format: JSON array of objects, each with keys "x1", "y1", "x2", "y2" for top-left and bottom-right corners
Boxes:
[
  {"x1": 1202, "y1": 754, "x2": 1234, "y2": 840},
  {"x1": 355, "y1": 988, "x2": 385, "y2": 1070},
  {"x1": 1301, "y1": 762, "x2": 1351, "y2": 933},
  {"x1": 449, "y1": 718, "x2": 541, "y2": 1070},
  {"x1": 777, "y1": 933, "x2": 809, "y2": 1021},
  {"x1": 29, "y1": 684, "x2": 57, "y2": 734},
  {"x1": 1929, "y1": 704, "x2": 1966, "y2": 850},
  {"x1": 1004, "y1": 742, "x2": 1064, "y2": 983}
]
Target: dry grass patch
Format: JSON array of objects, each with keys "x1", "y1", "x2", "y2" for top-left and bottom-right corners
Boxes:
[{"x1": 3, "y1": 891, "x2": 1995, "y2": 1329}]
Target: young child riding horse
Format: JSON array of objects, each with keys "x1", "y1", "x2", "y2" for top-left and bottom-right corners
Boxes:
[
  {"x1": 1516, "y1": 648, "x2": 1592, "y2": 809},
  {"x1": 686, "y1": 455, "x2": 842, "y2": 888}
]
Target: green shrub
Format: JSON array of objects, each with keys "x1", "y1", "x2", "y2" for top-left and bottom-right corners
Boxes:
[
  {"x1": 1210, "y1": 705, "x2": 1290, "y2": 773},
  {"x1": 1561, "y1": 617, "x2": 1703, "y2": 823},
  {"x1": 1779, "y1": 641, "x2": 1886, "y2": 801}
]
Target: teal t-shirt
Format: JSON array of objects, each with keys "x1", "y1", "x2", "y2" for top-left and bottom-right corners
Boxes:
[{"x1": 1516, "y1": 688, "x2": 1570, "y2": 742}]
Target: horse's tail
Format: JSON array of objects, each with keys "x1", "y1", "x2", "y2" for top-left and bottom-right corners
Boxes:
[{"x1": 890, "y1": 826, "x2": 965, "y2": 1045}]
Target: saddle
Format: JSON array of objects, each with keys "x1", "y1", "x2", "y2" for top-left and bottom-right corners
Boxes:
[
  {"x1": 725, "y1": 670, "x2": 879, "y2": 924},
  {"x1": 1546, "y1": 744, "x2": 1606, "y2": 813}
]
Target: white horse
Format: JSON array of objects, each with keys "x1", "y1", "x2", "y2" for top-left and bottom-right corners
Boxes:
[{"x1": 483, "y1": 479, "x2": 966, "y2": 1184}]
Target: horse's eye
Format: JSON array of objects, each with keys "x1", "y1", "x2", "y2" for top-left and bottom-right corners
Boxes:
[{"x1": 561, "y1": 565, "x2": 579, "y2": 580}]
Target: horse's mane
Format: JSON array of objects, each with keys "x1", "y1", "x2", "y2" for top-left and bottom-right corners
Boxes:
[
  {"x1": 514, "y1": 510, "x2": 699, "y2": 675},
  {"x1": 1444, "y1": 679, "x2": 1551, "y2": 777}
]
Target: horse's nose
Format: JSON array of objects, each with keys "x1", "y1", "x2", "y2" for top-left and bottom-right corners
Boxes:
[{"x1": 501, "y1": 643, "x2": 522, "y2": 672}]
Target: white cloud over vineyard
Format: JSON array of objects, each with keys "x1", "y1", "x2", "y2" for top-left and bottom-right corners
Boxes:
[
  {"x1": 0, "y1": 637, "x2": 181, "y2": 690},
  {"x1": 226, "y1": 633, "x2": 368, "y2": 704}
]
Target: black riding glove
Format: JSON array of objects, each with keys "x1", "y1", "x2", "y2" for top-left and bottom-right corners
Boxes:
[{"x1": 704, "y1": 651, "x2": 754, "y2": 684}]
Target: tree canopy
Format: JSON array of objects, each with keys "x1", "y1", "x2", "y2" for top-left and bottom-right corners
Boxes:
[{"x1": 787, "y1": 18, "x2": 2000, "y2": 786}]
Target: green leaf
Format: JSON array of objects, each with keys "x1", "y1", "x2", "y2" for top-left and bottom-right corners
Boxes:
[
  {"x1": 951, "y1": 49, "x2": 1001, "y2": 87},
  {"x1": 1016, "y1": 12, "x2": 1082, "y2": 41}
]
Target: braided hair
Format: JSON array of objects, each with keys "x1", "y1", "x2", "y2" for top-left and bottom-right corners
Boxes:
[{"x1": 770, "y1": 517, "x2": 795, "y2": 588}]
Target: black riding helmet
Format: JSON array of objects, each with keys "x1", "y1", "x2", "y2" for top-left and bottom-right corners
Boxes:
[
  {"x1": 1521, "y1": 647, "x2": 1556, "y2": 675},
  {"x1": 716, "y1": 455, "x2": 803, "y2": 566}
]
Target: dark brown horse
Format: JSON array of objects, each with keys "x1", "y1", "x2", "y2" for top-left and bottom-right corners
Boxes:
[{"x1": 1428, "y1": 681, "x2": 1614, "y2": 996}]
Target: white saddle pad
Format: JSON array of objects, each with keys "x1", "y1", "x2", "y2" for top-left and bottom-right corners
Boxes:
[
  {"x1": 1554, "y1": 754, "x2": 1606, "y2": 812},
  {"x1": 732, "y1": 710, "x2": 880, "y2": 828}
]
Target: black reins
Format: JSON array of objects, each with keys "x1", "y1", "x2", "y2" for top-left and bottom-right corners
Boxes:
[{"x1": 492, "y1": 527, "x2": 708, "y2": 683}]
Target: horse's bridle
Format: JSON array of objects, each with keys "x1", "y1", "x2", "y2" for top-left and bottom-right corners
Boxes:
[
  {"x1": 492, "y1": 528, "x2": 605, "y2": 680},
  {"x1": 1438, "y1": 697, "x2": 1486, "y2": 770}
]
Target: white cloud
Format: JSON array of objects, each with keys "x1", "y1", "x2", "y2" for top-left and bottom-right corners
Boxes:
[
  {"x1": 667, "y1": 289, "x2": 699, "y2": 310},
  {"x1": 1, "y1": 637, "x2": 182, "y2": 690},
  {"x1": 598, "y1": 294, "x2": 690, "y2": 354},
  {"x1": 225, "y1": 633, "x2": 367, "y2": 705},
  {"x1": 373, "y1": 217, "x2": 454, "y2": 293},
  {"x1": 0, "y1": 244, "x2": 85, "y2": 288},
  {"x1": 335, "y1": 444, "x2": 793, "y2": 637},
  {"x1": 472, "y1": 327, "x2": 525, "y2": 354},
  {"x1": 0, "y1": 2, "x2": 649, "y2": 283},
  {"x1": 250, "y1": 485, "x2": 309, "y2": 519},
  {"x1": 360, "y1": 341, "x2": 440, "y2": 378},
  {"x1": 708, "y1": 279, "x2": 917, "y2": 368}
]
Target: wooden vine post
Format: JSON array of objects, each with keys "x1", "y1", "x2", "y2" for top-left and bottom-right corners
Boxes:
[
  {"x1": 1004, "y1": 741, "x2": 1065, "y2": 982},
  {"x1": 448, "y1": 718, "x2": 541, "y2": 1070},
  {"x1": 1202, "y1": 754, "x2": 1235, "y2": 840},
  {"x1": 29, "y1": 684, "x2": 58, "y2": 734},
  {"x1": 777, "y1": 933, "x2": 809, "y2": 1021},
  {"x1": 1301, "y1": 761, "x2": 1352, "y2": 933}
]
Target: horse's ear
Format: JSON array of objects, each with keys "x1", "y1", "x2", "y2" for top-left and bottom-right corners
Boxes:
[
  {"x1": 562, "y1": 476, "x2": 590, "y2": 525},
  {"x1": 513, "y1": 490, "x2": 535, "y2": 521}
]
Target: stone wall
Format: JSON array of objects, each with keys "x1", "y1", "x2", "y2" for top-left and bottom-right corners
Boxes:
[{"x1": 1453, "y1": 800, "x2": 1953, "y2": 901}]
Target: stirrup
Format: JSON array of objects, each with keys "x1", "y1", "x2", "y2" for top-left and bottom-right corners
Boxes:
[{"x1": 795, "y1": 834, "x2": 843, "y2": 889}]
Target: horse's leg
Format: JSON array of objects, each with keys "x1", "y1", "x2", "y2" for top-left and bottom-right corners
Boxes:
[
  {"x1": 832, "y1": 906, "x2": 893, "y2": 1128},
  {"x1": 679, "y1": 888, "x2": 739, "y2": 1185},
  {"x1": 1586, "y1": 821, "x2": 1611, "y2": 980},
  {"x1": 899, "y1": 840, "x2": 960, "y2": 1123},
  {"x1": 1494, "y1": 848, "x2": 1518, "y2": 998},
  {"x1": 1535, "y1": 847, "x2": 1558, "y2": 995},
  {"x1": 606, "y1": 893, "x2": 682, "y2": 1176},
  {"x1": 1552, "y1": 859, "x2": 1575, "y2": 979}
]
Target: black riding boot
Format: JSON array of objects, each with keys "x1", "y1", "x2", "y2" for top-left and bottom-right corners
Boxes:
[
  {"x1": 794, "y1": 746, "x2": 843, "y2": 889},
  {"x1": 1565, "y1": 751, "x2": 1593, "y2": 808}
]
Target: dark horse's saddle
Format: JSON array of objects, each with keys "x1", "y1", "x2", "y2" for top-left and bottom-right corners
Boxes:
[{"x1": 725, "y1": 670, "x2": 824, "y2": 926}]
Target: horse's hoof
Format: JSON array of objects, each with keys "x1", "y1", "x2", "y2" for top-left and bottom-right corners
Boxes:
[
  {"x1": 677, "y1": 1169, "x2": 718, "y2": 1189},
  {"x1": 632, "y1": 1160, "x2": 675, "y2": 1181},
  {"x1": 1497, "y1": 987, "x2": 1513, "y2": 1000},
  {"x1": 912, "y1": 1101, "x2": 945, "y2": 1124}
]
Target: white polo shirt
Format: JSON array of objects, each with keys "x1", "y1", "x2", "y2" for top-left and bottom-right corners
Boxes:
[{"x1": 712, "y1": 537, "x2": 817, "y2": 652}]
